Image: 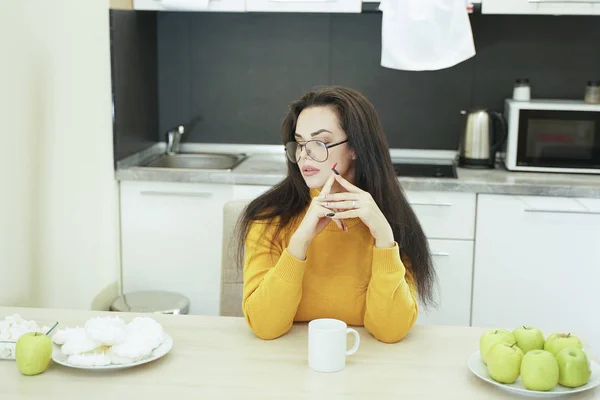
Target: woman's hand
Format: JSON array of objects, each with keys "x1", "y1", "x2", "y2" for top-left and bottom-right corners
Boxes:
[
  {"x1": 287, "y1": 173, "x2": 340, "y2": 260},
  {"x1": 316, "y1": 175, "x2": 395, "y2": 248}
]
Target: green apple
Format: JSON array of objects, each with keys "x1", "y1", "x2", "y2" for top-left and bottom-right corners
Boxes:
[
  {"x1": 544, "y1": 333, "x2": 583, "y2": 357},
  {"x1": 15, "y1": 332, "x2": 53, "y2": 376},
  {"x1": 521, "y1": 350, "x2": 559, "y2": 391},
  {"x1": 513, "y1": 326, "x2": 545, "y2": 354},
  {"x1": 479, "y1": 329, "x2": 516, "y2": 365},
  {"x1": 486, "y1": 342, "x2": 524, "y2": 384},
  {"x1": 556, "y1": 347, "x2": 591, "y2": 388}
]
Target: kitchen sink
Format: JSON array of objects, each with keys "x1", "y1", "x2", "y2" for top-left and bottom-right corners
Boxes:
[{"x1": 141, "y1": 153, "x2": 247, "y2": 171}]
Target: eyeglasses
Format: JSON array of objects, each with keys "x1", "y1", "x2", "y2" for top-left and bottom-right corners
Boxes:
[{"x1": 284, "y1": 139, "x2": 348, "y2": 163}]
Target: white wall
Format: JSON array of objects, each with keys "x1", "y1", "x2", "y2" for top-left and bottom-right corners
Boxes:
[{"x1": 0, "y1": 0, "x2": 120, "y2": 309}]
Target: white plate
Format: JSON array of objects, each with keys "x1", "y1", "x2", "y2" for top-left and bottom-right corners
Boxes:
[
  {"x1": 51, "y1": 334, "x2": 173, "y2": 370},
  {"x1": 468, "y1": 351, "x2": 600, "y2": 398}
]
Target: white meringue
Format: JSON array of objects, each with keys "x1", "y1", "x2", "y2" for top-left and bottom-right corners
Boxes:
[
  {"x1": 0, "y1": 314, "x2": 48, "y2": 359},
  {"x1": 60, "y1": 328, "x2": 102, "y2": 356},
  {"x1": 0, "y1": 344, "x2": 12, "y2": 359},
  {"x1": 0, "y1": 314, "x2": 45, "y2": 341},
  {"x1": 52, "y1": 326, "x2": 80, "y2": 345},
  {"x1": 84, "y1": 316, "x2": 126, "y2": 346},
  {"x1": 67, "y1": 352, "x2": 112, "y2": 367},
  {"x1": 54, "y1": 315, "x2": 166, "y2": 366},
  {"x1": 110, "y1": 337, "x2": 154, "y2": 361},
  {"x1": 126, "y1": 317, "x2": 165, "y2": 349},
  {"x1": 105, "y1": 347, "x2": 137, "y2": 365}
]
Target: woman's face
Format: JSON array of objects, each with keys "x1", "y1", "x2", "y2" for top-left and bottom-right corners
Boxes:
[{"x1": 294, "y1": 106, "x2": 355, "y2": 190}]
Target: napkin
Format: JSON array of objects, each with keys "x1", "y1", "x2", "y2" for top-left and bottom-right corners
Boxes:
[
  {"x1": 379, "y1": 0, "x2": 476, "y2": 71},
  {"x1": 162, "y1": 0, "x2": 210, "y2": 11}
]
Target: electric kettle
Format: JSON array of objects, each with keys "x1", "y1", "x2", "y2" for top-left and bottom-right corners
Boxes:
[{"x1": 458, "y1": 108, "x2": 508, "y2": 169}]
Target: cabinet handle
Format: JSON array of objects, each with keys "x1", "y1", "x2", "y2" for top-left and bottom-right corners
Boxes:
[
  {"x1": 524, "y1": 208, "x2": 600, "y2": 215},
  {"x1": 431, "y1": 252, "x2": 450, "y2": 257},
  {"x1": 140, "y1": 191, "x2": 213, "y2": 198},
  {"x1": 410, "y1": 202, "x2": 453, "y2": 207}
]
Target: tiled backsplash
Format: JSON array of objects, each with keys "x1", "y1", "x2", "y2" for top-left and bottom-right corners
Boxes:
[
  {"x1": 110, "y1": 11, "x2": 159, "y2": 162},
  {"x1": 110, "y1": 11, "x2": 600, "y2": 160}
]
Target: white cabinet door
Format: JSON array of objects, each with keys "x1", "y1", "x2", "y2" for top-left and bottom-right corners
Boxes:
[
  {"x1": 472, "y1": 194, "x2": 600, "y2": 353},
  {"x1": 120, "y1": 181, "x2": 234, "y2": 316},
  {"x1": 246, "y1": 0, "x2": 361, "y2": 13},
  {"x1": 133, "y1": 0, "x2": 246, "y2": 12},
  {"x1": 110, "y1": 0, "x2": 134, "y2": 9},
  {"x1": 405, "y1": 191, "x2": 477, "y2": 240},
  {"x1": 233, "y1": 184, "x2": 272, "y2": 201},
  {"x1": 483, "y1": 0, "x2": 600, "y2": 15},
  {"x1": 416, "y1": 239, "x2": 474, "y2": 327}
]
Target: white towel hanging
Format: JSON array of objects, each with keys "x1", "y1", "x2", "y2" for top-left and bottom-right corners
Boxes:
[{"x1": 379, "y1": 0, "x2": 476, "y2": 71}]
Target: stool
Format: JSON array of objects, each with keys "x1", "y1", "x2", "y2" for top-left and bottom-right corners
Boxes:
[{"x1": 110, "y1": 290, "x2": 190, "y2": 315}]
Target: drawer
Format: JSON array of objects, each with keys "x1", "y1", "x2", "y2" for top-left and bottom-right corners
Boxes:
[
  {"x1": 404, "y1": 191, "x2": 476, "y2": 240},
  {"x1": 417, "y1": 239, "x2": 474, "y2": 327}
]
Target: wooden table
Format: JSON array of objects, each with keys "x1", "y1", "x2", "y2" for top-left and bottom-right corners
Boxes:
[{"x1": 2, "y1": 307, "x2": 599, "y2": 399}]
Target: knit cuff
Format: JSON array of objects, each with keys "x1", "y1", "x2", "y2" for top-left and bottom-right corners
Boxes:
[
  {"x1": 273, "y1": 249, "x2": 307, "y2": 284},
  {"x1": 372, "y1": 242, "x2": 405, "y2": 274}
]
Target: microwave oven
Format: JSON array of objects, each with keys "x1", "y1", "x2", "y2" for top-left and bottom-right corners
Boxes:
[{"x1": 504, "y1": 99, "x2": 600, "y2": 174}]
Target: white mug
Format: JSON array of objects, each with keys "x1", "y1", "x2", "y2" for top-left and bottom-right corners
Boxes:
[{"x1": 308, "y1": 318, "x2": 360, "y2": 373}]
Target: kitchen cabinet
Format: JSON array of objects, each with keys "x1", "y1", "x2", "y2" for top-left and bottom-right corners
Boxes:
[
  {"x1": 120, "y1": 181, "x2": 235, "y2": 316},
  {"x1": 120, "y1": 181, "x2": 271, "y2": 316},
  {"x1": 233, "y1": 184, "x2": 271, "y2": 201},
  {"x1": 246, "y1": 0, "x2": 361, "y2": 13},
  {"x1": 405, "y1": 191, "x2": 476, "y2": 327},
  {"x1": 416, "y1": 239, "x2": 474, "y2": 327},
  {"x1": 133, "y1": 0, "x2": 246, "y2": 12},
  {"x1": 110, "y1": 0, "x2": 134, "y2": 9},
  {"x1": 471, "y1": 194, "x2": 600, "y2": 352},
  {"x1": 483, "y1": 0, "x2": 600, "y2": 15},
  {"x1": 118, "y1": 181, "x2": 478, "y2": 323},
  {"x1": 405, "y1": 191, "x2": 477, "y2": 240}
]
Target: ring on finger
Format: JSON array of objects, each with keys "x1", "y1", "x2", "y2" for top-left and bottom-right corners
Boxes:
[{"x1": 352, "y1": 200, "x2": 356, "y2": 209}]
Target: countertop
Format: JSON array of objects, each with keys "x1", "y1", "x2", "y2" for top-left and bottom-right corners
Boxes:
[
  {"x1": 115, "y1": 143, "x2": 600, "y2": 198},
  {"x1": 6, "y1": 306, "x2": 598, "y2": 399}
]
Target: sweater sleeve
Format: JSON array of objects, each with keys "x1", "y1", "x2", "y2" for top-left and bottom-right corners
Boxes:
[
  {"x1": 364, "y1": 242, "x2": 419, "y2": 343},
  {"x1": 242, "y1": 221, "x2": 306, "y2": 340}
]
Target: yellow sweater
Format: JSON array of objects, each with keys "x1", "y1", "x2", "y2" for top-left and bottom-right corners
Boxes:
[{"x1": 242, "y1": 189, "x2": 419, "y2": 344}]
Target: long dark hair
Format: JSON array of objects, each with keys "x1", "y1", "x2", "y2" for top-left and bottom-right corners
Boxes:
[{"x1": 235, "y1": 86, "x2": 436, "y2": 308}]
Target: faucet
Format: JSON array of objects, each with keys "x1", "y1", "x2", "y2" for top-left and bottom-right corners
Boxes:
[{"x1": 166, "y1": 125, "x2": 185, "y2": 155}]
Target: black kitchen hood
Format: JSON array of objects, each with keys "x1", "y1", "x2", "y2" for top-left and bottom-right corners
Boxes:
[
  {"x1": 361, "y1": 1, "x2": 481, "y2": 14},
  {"x1": 392, "y1": 160, "x2": 457, "y2": 179}
]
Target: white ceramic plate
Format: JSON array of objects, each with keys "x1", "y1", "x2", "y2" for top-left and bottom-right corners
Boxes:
[
  {"x1": 468, "y1": 351, "x2": 600, "y2": 398},
  {"x1": 51, "y1": 334, "x2": 173, "y2": 371}
]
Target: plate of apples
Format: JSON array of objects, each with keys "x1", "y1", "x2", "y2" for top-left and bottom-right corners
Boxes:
[{"x1": 468, "y1": 326, "x2": 600, "y2": 397}]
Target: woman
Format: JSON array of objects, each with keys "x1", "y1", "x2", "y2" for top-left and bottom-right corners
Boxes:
[{"x1": 235, "y1": 86, "x2": 436, "y2": 344}]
